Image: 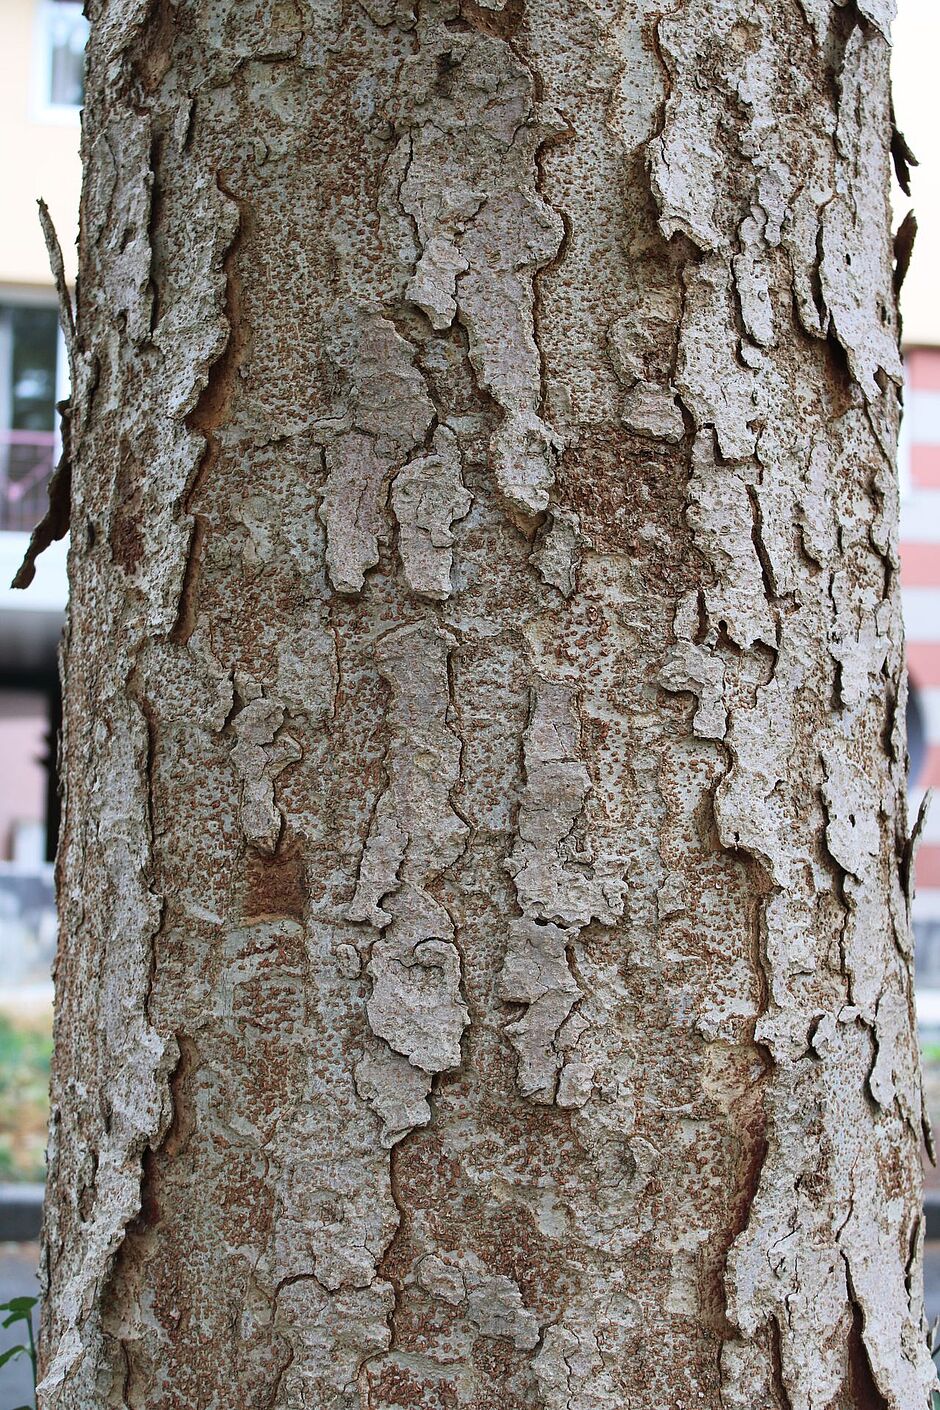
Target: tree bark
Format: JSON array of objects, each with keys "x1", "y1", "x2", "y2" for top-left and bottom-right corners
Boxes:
[{"x1": 40, "y1": 0, "x2": 934, "y2": 1406}]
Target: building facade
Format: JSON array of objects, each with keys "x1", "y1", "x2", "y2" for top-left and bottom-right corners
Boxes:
[
  {"x1": 0, "y1": 0, "x2": 84, "y2": 1020},
  {"x1": 902, "y1": 350, "x2": 940, "y2": 1007}
]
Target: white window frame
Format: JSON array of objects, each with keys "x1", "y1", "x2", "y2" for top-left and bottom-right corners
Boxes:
[{"x1": 29, "y1": 0, "x2": 89, "y2": 127}]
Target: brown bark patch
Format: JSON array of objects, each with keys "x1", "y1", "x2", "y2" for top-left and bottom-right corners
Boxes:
[
  {"x1": 372, "y1": 1361, "x2": 461, "y2": 1410},
  {"x1": 243, "y1": 835, "x2": 307, "y2": 923},
  {"x1": 111, "y1": 509, "x2": 146, "y2": 575},
  {"x1": 131, "y1": 0, "x2": 178, "y2": 94},
  {"x1": 844, "y1": 1299, "x2": 891, "y2": 1410},
  {"x1": 558, "y1": 426, "x2": 700, "y2": 592},
  {"x1": 459, "y1": 0, "x2": 525, "y2": 42}
]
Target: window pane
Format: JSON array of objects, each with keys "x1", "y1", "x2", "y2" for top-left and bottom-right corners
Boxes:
[
  {"x1": 45, "y1": 4, "x2": 88, "y2": 108},
  {"x1": 3, "y1": 306, "x2": 59, "y2": 433}
]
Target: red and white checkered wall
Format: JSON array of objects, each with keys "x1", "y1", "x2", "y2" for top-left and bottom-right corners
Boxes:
[{"x1": 902, "y1": 349, "x2": 940, "y2": 966}]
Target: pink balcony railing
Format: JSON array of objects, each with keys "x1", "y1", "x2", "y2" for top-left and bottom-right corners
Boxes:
[{"x1": 0, "y1": 430, "x2": 56, "y2": 533}]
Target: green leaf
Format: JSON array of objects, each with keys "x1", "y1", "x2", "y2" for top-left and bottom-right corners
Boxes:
[
  {"x1": 0, "y1": 1297, "x2": 37, "y2": 1313},
  {"x1": 0, "y1": 1343, "x2": 28, "y2": 1367},
  {"x1": 0, "y1": 1295, "x2": 37, "y2": 1328},
  {"x1": 1, "y1": 1311, "x2": 32, "y2": 1329}
]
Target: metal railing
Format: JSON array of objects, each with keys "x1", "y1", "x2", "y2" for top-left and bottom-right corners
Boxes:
[{"x1": 0, "y1": 431, "x2": 56, "y2": 533}]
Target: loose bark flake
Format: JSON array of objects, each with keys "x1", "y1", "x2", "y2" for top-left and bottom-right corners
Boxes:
[
  {"x1": 508, "y1": 678, "x2": 626, "y2": 929},
  {"x1": 387, "y1": 16, "x2": 565, "y2": 523},
  {"x1": 391, "y1": 426, "x2": 472, "y2": 600},
  {"x1": 318, "y1": 310, "x2": 436, "y2": 595},
  {"x1": 347, "y1": 619, "x2": 469, "y2": 1143},
  {"x1": 229, "y1": 680, "x2": 302, "y2": 856}
]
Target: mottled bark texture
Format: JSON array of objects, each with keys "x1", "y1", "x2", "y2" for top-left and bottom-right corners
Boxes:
[{"x1": 40, "y1": 0, "x2": 934, "y2": 1406}]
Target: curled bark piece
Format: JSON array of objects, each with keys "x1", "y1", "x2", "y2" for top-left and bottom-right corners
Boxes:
[{"x1": 392, "y1": 425, "x2": 472, "y2": 600}]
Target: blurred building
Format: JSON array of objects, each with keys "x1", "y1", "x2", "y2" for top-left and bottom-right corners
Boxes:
[
  {"x1": 0, "y1": 0, "x2": 84, "y2": 986},
  {"x1": 902, "y1": 352, "x2": 940, "y2": 1001}
]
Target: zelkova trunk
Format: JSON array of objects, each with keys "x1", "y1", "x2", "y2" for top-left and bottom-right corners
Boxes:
[{"x1": 38, "y1": 0, "x2": 933, "y2": 1406}]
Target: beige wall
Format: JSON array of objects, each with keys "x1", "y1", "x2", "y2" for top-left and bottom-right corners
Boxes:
[
  {"x1": 0, "y1": 0, "x2": 81, "y2": 289},
  {"x1": 894, "y1": 0, "x2": 940, "y2": 349}
]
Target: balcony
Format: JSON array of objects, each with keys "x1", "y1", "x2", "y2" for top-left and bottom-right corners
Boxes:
[
  {"x1": 0, "y1": 431, "x2": 66, "y2": 673},
  {"x1": 0, "y1": 430, "x2": 55, "y2": 534}
]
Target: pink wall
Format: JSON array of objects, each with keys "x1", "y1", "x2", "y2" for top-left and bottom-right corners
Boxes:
[{"x1": 0, "y1": 691, "x2": 46, "y2": 860}]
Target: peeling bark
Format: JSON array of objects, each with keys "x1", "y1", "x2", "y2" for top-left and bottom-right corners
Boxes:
[{"x1": 41, "y1": 0, "x2": 932, "y2": 1407}]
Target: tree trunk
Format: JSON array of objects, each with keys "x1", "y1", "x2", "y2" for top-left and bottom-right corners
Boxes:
[{"x1": 39, "y1": 0, "x2": 933, "y2": 1405}]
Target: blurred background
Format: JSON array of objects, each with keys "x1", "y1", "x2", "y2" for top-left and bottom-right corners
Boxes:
[{"x1": 0, "y1": 0, "x2": 938, "y2": 1398}]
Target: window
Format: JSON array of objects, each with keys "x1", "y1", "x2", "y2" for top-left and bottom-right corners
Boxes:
[
  {"x1": 33, "y1": 0, "x2": 89, "y2": 121},
  {"x1": 5, "y1": 307, "x2": 58, "y2": 434},
  {"x1": 0, "y1": 302, "x2": 62, "y2": 533}
]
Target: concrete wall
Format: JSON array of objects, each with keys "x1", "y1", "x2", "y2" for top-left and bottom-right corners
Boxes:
[{"x1": 0, "y1": 0, "x2": 81, "y2": 288}]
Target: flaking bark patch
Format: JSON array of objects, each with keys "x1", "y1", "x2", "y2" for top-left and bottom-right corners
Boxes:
[
  {"x1": 500, "y1": 679, "x2": 625, "y2": 1109},
  {"x1": 648, "y1": 3, "x2": 932, "y2": 1403},
  {"x1": 391, "y1": 426, "x2": 472, "y2": 600},
  {"x1": 386, "y1": 15, "x2": 565, "y2": 526},
  {"x1": 348, "y1": 620, "x2": 469, "y2": 1139},
  {"x1": 507, "y1": 678, "x2": 627, "y2": 928}
]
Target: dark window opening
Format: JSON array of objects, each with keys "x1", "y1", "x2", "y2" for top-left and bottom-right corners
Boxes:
[{"x1": 0, "y1": 303, "x2": 60, "y2": 532}]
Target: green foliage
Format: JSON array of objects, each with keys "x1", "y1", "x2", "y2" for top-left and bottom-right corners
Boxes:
[
  {"x1": 0, "y1": 1013, "x2": 51, "y2": 1183},
  {"x1": 0, "y1": 1294, "x2": 37, "y2": 1409}
]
